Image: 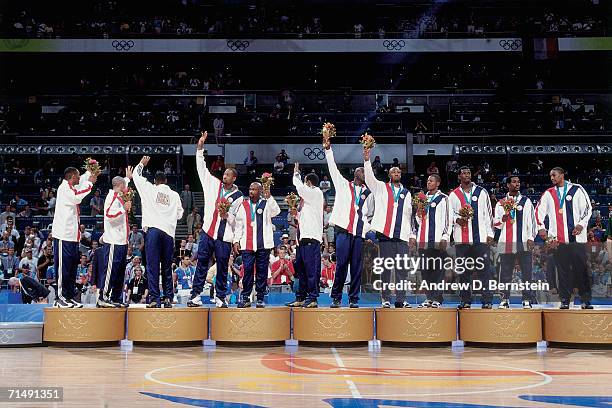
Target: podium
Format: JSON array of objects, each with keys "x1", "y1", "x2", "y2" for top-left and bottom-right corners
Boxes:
[
  {"x1": 376, "y1": 308, "x2": 457, "y2": 343},
  {"x1": 459, "y1": 309, "x2": 542, "y2": 344},
  {"x1": 210, "y1": 307, "x2": 290, "y2": 342},
  {"x1": 293, "y1": 308, "x2": 374, "y2": 342},
  {"x1": 543, "y1": 309, "x2": 612, "y2": 344},
  {"x1": 43, "y1": 308, "x2": 125, "y2": 343},
  {"x1": 127, "y1": 308, "x2": 207, "y2": 342}
]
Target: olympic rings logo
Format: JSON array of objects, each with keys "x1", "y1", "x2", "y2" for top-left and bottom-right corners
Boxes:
[
  {"x1": 303, "y1": 147, "x2": 325, "y2": 160},
  {"x1": 498, "y1": 39, "x2": 522, "y2": 51},
  {"x1": 383, "y1": 40, "x2": 406, "y2": 51},
  {"x1": 226, "y1": 40, "x2": 250, "y2": 51},
  {"x1": 111, "y1": 40, "x2": 135, "y2": 51},
  {"x1": 0, "y1": 329, "x2": 15, "y2": 344}
]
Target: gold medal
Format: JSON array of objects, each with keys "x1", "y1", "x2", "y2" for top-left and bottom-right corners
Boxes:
[{"x1": 558, "y1": 208, "x2": 564, "y2": 214}]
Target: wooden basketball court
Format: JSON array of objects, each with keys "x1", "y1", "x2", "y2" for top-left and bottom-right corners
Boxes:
[{"x1": 1, "y1": 344, "x2": 611, "y2": 407}]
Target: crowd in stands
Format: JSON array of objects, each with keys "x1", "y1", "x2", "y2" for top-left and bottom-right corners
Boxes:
[
  {"x1": 1, "y1": 2, "x2": 606, "y2": 38},
  {"x1": 1, "y1": 152, "x2": 611, "y2": 303}
]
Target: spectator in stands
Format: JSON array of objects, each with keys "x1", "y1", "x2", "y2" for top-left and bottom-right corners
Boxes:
[
  {"x1": 323, "y1": 204, "x2": 334, "y2": 250},
  {"x1": 128, "y1": 225, "x2": 144, "y2": 257},
  {"x1": 90, "y1": 189, "x2": 104, "y2": 216},
  {"x1": 86, "y1": 240, "x2": 99, "y2": 260},
  {"x1": 180, "y1": 184, "x2": 194, "y2": 222},
  {"x1": 175, "y1": 239, "x2": 191, "y2": 262},
  {"x1": 19, "y1": 248, "x2": 38, "y2": 280},
  {"x1": 79, "y1": 224, "x2": 92, "y2": 248},
  {"x1": 244, "y1": 150, "x2": 258, "y2": 174},
  {"x1": 0, "y1": 248, "x2": 18, "y2": 278},
  {"x1": 269, "y1": 246, "x2": 295, "y2": 286},
  {"x1": 46, "y1": 191, "x2": 56, "y2": 216},
  {"x1": 17, "y1": 204, "x2": 32, "y2": 218},
  {"x1": 372, "y1": 155, "x2": 383, "y2": 177},
  {"x1": 287, "y1": 209, "x2": 298, "y2": 243},
  {"x1": 126, "y1": 245, "x2": 134, "y2": 264},
  {"x1": 0, "y1": 205, "x2": 15, "y2": 225},
  {"x1": 174, "y1": 255, "x2": 195, "y2": 290},
  {"x1": 427, "y1": 161, "x2": 439, "y2": 176},
  {"x1": 126, "y1": 266, "x2": 148, "y2": 303},
  {"x1": 186, "y1": 207, "x2": 201, "y2": 236},
  {"x1": 273, "y1": 157, "x2": 285, "y2": 174},
  {"x1": 0, "y1": 231, "x2": 15, "y2": 252},
  {"x1": 75, "y1": 255, "x2": 89, "y2": 296},
  {"x1": 213, "y1": 115, "x2": 225, "y2": 139},
  {"x1": 320, "y1": 175, "x2": 331, "y2": 202},
  {"x1": 1, "y1": 217, "x2": 19, "y2": 242},
  {"x1": 10, "y1": 194, "x2": 27, "y2": 211},
  {"x1": 164, "y1": 159, "x2": 174, "y2": 175},
  {"x1": 36, "y1": 246, "x2": 53, "y2": 281},
  {"x1": 210, "y1": 156, "x2": 224, "y2": 178},
  {"x1": 277, "y1": 149, "x2": 290, "y2": 165},
  {"x1": 320, "y1": 253, "x2": 336, "y2": 288},
  {"x1": 125, "y1": 255, "x2": 144, "y2": 283},
  {"x1": 46, "y1": 263, "x2": 57, "y2": 298}
]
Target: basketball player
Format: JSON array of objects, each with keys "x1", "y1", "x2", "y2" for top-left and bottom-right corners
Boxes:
[
  {"x1": 97, "y1": 176, "x2": 131, "y2": 308},
  {"x1": 536, "y1": 167, "x2": 592, "y2": 309},
  {"x1": 286, "y1": 162, "x2": 324, "y2": 308},
  {"x1": 364, "y1": 146, "x2": 413, "y2": 308},
  {"x1": 127, "y1": 156, "x2": 183, "y2": 308},
  {"x1": 188, "y1": 131, "x2": 243, "y2": 308},
  {"x1": 448, "y1": 166, "x2": 494, "y2": 309},
  {"x1": 493, "y1": 175, "x2": 536, "y2": 309},
  {"x1": 323, "y1": 133, "x2": 372, "y2": 308},
  {"x1": 233, "y1": 182, "x2": 280, "y2": 308},
  {"x1": 51, "y1": 167, "x2": 96, "y2": 308},
  {"x1": 410, "y1": 173, "x2": 449, "y2": 308}
]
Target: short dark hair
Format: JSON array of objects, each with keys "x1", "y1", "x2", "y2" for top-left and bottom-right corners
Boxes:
[
  {"x1": 551, "y1": 166, "x2": 565, "y2": 175},
  {"x1": 305, "y1": 173, "x2": 319, "y2": 186},
  {"x1": 506, "y1": 175, "x2": 520, "y2": 185},
  {"x1": 64, "y1": 167, "x2": 79, "y2": 180},
  {"x1": 458, "y1": 166, "x2": 471, "y2": 173},
  {"x1": 226, "y1": 167, "x2": 238, "y2": 178},
  {"x1": 428, "y1": 173, "x2": 441, "y2": 183},
  {"x1": 154, "y1": 171, "x2": 167, "y2": 184}
]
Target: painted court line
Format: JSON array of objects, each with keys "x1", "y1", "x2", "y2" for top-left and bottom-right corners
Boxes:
[{"x1": 330, "y1": 347, "x2": 362, "y2": 399}]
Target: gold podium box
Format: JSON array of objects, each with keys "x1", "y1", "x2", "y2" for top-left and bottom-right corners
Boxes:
[
  {"x1": 43, "y1": 308, "x2": 126, "y2": 343},
  {"x1": 459, "y1": 309, "x2": 542, "y2": 344},
  {"x1": 376, "y1": 308, "x2": 457, "y2": 343},
  {"x1": 543, "y1": 309, "x2": 612, "y2": 344},
  {"x1": 210, "y1": 307, "x2": 290, "y2": 342},
  {"x1": 293, "y1": 308, "x2": 374, "y2": 342},
  {"x1": 127, "y1": 308, "x2": 208, "y2": 342}
]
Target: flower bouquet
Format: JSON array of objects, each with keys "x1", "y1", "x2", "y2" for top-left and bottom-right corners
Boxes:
[
  {"x1": 83, "y1": 157, "x2": 101, "y2": 176},
  {"x1": 543, "y1": 235, "x2": 559, "y2": 252},
  {"x1": 258, "y1": 172, "x2": 275, "y2": 190},
  {"x1": 360, "y1": 132, "x2": 376, "y2": 150},
  {"x1": 321, "y1": 122, "x2": 336, "y2": 149},
  {"x1": 217, "y1": 197, "x2": 232, "y2": 218},
  {"x1": 499, "y1": 197, "x2": 517, "y2": 223},
  {"x1": 413, "y1": 191, "x2": 428, "y2": 217},
  {"x1": 458, "y1": 204, "x2": 474, "y2": 220},
  {"x1": 121, "y1": 187, "x2": 137, "y2": 224},
  {"x1": 285, "y1": 192, "x2": 300, "y2": 211}
]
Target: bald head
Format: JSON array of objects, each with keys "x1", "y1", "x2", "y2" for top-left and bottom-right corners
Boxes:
[{"x1": 249, "y1": 182, "x2": 263, "y2": 202}]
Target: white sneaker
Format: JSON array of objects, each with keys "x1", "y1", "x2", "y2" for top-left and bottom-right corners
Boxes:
[
  {"x1": 54, "y1": 298, "x2": 74, "y2": 308},
  {"x1": 499, "y1": 299, "x2": 510, "y2": 309},
  {"x1": 214, "y1": 296, "x2": 228, "y2": 308},
  {"x1": 402, "y1": 301, "x2": 412, "y2": 308},
  {"x1": 419, "y1": 300, "x2": 432, "y2": 308},
  {"x1": 522, "y1": 300, "x2": 532, "y2": 309},
  {"x1": 431, "y1": 301, "x2": 441, "y2": 308},
  {"x1": 187, "y1": 296, "x2": 203, "y2": 307},
  {"x1": 381, "y1": 301, "x2": 391, "y2": 308},
  {"x1": 69, "y1": 299, "x2": 84, "y2": 309}
]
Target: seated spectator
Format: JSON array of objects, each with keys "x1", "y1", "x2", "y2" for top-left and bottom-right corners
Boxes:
[
  {"x1": 79, "y1": 224, "x2": 92, "y2": 248},
  {"x1": 10, "y1": 194, "x2": 28, "y2": 211},
  {"x1": 427, "y1": 161, "x2": 439, "y2": 176},
  {"x1": 125, "y1": 255, "x2": 145, "y2": 284},
  {"x1": 0, "y1": 231, "x2": 15, "y2": 253},
  {"x1": 277, "y1": 149, "x2": 290, "y2": 165},
  {"x1": 269, "y1": 246, "x2": 295, "y2": 285},
  {"x1": 46, "y1": 264, "x2": 57, "y2": 298},
  {"x1": 174, "y1": 255, "x2": 195, "y2": 290},
  {"x1": 0, "y1": 247, "x2": 18, "y2": 278},
  {"x1": 174, "y1": 239, "x2": 192, "y2": 263},
  {"x1": 273, "y1": 157, "x2": 285, "y2": 174},
  {"x1": 87, "y1": 241, "x2": 99, "y2": 260},
  {"x1": 126, "y1": 266, "x2": 148, "y2": 304},
  {"x1": 18, "y1": 248, "x2": 38, "y2": 280},
  {"x1": 37, "y1": 246, "x2": 53, "y2": 281},
  {"x1": 0, "y1": 205, "x2": 15, "y2": 225},
  {"x1": 75, "y1": 255, "x2": 90, "y2": 292},
  {"x1": 1, "y1": 217, "x2": 20, "y2": 242}
]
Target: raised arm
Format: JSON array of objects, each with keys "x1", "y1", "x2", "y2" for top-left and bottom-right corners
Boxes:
[
  {"x1": 129, "y1": 157, "x2": 155, "y2": 199},
  {"x1": 363, "y1": 159, "x2": 384, "y2": 194},
  {"x1": 65, "y1": 171, "x2": 94, "y2": 204},
  {"x1": 196, "y1": 132, "x2": 216, "y2": 188},
  {"x1": 292, "y1": 163, "x2": 319, "y2": 201},
  {"x1": 324, "y1": 147, "x2": 346, "y2": 190}
]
